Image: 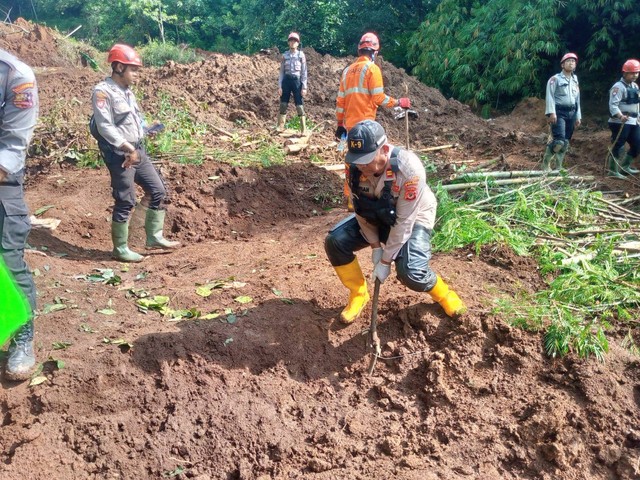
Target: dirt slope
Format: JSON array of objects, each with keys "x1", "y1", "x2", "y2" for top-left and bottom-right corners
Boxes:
[{"x1": 0, "y1": 19, "x2": 639, "y2": 480}]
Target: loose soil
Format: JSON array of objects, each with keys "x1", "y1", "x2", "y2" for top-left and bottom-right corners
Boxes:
[{"x1": 1, "y1": 20, "x2": 639, "y2": 480}]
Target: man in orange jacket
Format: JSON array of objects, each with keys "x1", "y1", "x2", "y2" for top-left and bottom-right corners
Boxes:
[
  {"x1": 335, "y1": 33, "x2": 410, "y2": 207},
  {"x1": 335, "y1": 32, "x2": 410, "y2": 138}
]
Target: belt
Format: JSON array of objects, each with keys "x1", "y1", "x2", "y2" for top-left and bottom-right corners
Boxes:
[{"x1": 556, "y1": 105, "x2": 577, "y2": 111}]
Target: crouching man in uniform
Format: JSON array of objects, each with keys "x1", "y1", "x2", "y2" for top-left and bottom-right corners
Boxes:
[
  {"x1": 91, "y1": 44, "x2": 179, "y2": 262},
  {"x1": 324, "y1": 120, "x2": 467, "y2": 324},
  {"x1": 0, "y1": 49, "x2": 39, "y2": 380}
]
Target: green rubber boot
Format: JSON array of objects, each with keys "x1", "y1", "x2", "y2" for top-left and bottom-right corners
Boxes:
[
  {"x1": 542, "y1": 145, "x2": 554, "y2": 171},
  {"x1": 145, "y1": 208, "x2": 181, "y2": 249},
  {"x1": 607, "y1": 154, "x2": 626, "y2": 179},
  {"x1": 621, "y1": 154, "x2": 640, "y2": 175},
  {"x1": 111, "y1": 221, "x2": 144, "y2": 262},
  {"x1": 555, "y1": 147, "x2": 567, "y2": 170}
]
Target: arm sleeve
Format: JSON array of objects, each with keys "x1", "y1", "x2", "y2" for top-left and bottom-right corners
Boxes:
[
  {"x1": 92, "y1": 88, "x2": 126, "y2": 148},
  {"x1": 367, "y1": 64, "x2": 397, "y2": 109},
  {"x1": 0, "y1": 70, "x2": 39, "y2": 174},
  {"x1": 279, "y1": 57, "x2": 285, "y2": 89},
  {"x1": 609, "y1": 85, "x2": 623, "y2": 117},
  {"x1": 382, "y1": 174, "x2": 424, "y2": 263},
  {"x1": 300, "y1": 52, "x2": 307, "y2": 90},
  {"x1": 575, "y1": 78, "x2": 582, "y2": 120},
  {"x1": 336, "y1": 68, "x2": 346, "y2": 125},
  {"x1": 544, "y1": 77, "x2": 556, "y2": 115}
]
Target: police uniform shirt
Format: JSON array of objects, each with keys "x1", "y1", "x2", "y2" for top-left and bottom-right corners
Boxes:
[
  {"x1": 609, "y1": 78, "x2": 640, "y2": 126},
  {"x1": 545, "y1": 72, "x2": 581, "y2": 120},
  {"x1": 0, "y1": 50, "x2": 39, "y2": 175},
  {"x1": 279, "y1": 50, "x2": 308, "y2": 90},
  {"x1": 91, "y1": 77, "x2": 145, "y2": 151},
  {"x1": 354, "y1": 146, "x2": 437, "y2": 264}
]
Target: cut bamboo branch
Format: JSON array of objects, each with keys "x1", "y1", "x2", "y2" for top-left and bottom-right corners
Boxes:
[
  {"x1": 210, "y1": 125, "x2": 233, "y2": 137},
  {"x1": 448, "y1": 169, "x2": 561, "y2": 182},
  {"x1": 463, "y1": 156, "x2": 501, "y2": 173},
  {"x1": 564, "y1": 228, "x2": 640, "y2": 237},
  {"x1": 320, "y1": 164, "x2": 347, "y2": 172},
  {"x1": 595, "y1": 197, "x2": 640, "y2": 221},
  {"x1": 285, "y1": 144, "x2": 307, "y2": 154},
  {"x1": 417, "y1": 143, "x2": 458, "y2": 152},
  {"x1": 442, "y1": 175, "x2": 594, "y2": 192}
]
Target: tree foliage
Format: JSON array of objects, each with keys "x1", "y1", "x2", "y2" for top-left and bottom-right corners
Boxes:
[{"x1": 11, "y1": 0, "x2": 640, "y2": 109}]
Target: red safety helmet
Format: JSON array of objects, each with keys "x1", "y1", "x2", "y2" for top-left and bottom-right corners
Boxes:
[
  {"x1": 622, "y1": 59, "x2": 640, "y2": 73},
  {"x1": 560, "y1": 53, "x2": 578, "y2": 65},
  {"x1": 358, "y1": 32, "x2": 380, "y2": 52},
  {"x1": 107, "y1": 44, "x2": 142, "y2": 66},
  {"x1": 288, "y1": 32, "x2": 300, "y2": 42}
]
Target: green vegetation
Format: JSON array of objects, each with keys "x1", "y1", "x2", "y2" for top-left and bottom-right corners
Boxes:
[
  {"x1": 433, "y1": 179, "x2": 640, "y2": 360},
  {"x1": 139, "y1": 40, "x2": 202, "y2": 67},
  {"x1": 145, "y1": 92, "x2": 208, "y2": 165}
]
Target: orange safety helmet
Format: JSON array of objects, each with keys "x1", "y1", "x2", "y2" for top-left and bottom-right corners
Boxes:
[
  {"x1": 560, "y1": 52, "x2": 578, "y2": 64},
  {"x1": 288, "y1": 32, "x2": 300, "y2": 42},
  {"x1": 358, "y1": 32, "x2": 380, "y2": 52},
  {"x1": 107, "y1": 44, "x2": 142, "y2": 66},
  {"x1": 622, "y1": 59, "x2": 640, "y2": 73}
]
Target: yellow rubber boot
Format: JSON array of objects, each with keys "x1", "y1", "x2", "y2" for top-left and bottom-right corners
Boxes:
[
  {"x1": 334, "y1": 258, "x2": 370, "y2": 324},
  {"x1": 428, "y1": 275, "x2": 467, "y2": 318}
]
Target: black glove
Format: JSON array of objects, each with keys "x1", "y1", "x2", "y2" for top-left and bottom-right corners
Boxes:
[{"x1": 335, "y1": 125, "x2": 347, "y2": 140}]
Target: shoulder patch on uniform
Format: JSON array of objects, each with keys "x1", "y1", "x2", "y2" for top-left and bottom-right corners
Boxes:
[
  {"x1": 12, "y1": 82, "x2": 35, "y2": 94},
  {"x1": 612, "y1": 87, "x2": 619, "y2": 96},
  {"x1": 95, "y1": 90, "x2": 108, "y2": 109},
  {"x1": 549, "y1": 77, "x2": 556, "y2": 84},
  {"x1": 13, "y1": 92, "x2": 34, "y2": 109}
]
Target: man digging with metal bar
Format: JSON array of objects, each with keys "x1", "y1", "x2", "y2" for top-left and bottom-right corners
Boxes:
[{"x1": 324, "y1": 120, "x2": 467, "y2": 324}]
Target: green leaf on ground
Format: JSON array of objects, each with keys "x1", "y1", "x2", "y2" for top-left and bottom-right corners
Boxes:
[
  {"x1": 34, "y1": 205, "x2": 55, "y2": 216},
  {"x1": 29, "y1": 376, "x2": 48, "y2": 387},
  {"x1": 223, "y1": 338, "x2": 233, "y2": 346},
  {"x1": 272, "y1": 288, "x2": 283, "y2": 296},
  {"x1": 42, "y1": 303, "x2": 67, "y2": 314},
  {"x1": 97, "y1": 308, "x2": 117, "y2": 315},
  {"x1": 52, "y1": 341, "x2": 72, "y2": 350},
  {"x1": 234, "y1": 295, "x2": 252, "y2": 304},
  {"x1": 200, "y1": 312, "x2": 221, "y2": 320}
]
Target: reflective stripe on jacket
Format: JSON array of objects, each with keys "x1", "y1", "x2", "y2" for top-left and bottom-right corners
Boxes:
[{"x1": 336, "y1": 56, "x2": 397, "y2": 130}]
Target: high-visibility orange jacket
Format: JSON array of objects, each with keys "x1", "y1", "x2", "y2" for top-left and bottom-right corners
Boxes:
[{"x1": 336, "y1": 56, "x2": 398, "y2": 130}]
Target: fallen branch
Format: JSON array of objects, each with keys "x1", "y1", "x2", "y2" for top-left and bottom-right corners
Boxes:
[
  {"x1": 564, "y1": 228, "x2": 640, "y2": 237},
  {"x1": 442, "y1": 175, "x2": 594, "y2": 192},
  {"x1": 463, "y1": 156, "x2": 502, "y2": 173},
  {"x1": 449, "y1": 169, "x2": 562, "y2": 182},
  {"x1": 417, "y1": 143, "x2": 458, "y2": 152},
  {"x1": 210, "y1": 125, "x2": 233, "y2": 138}
]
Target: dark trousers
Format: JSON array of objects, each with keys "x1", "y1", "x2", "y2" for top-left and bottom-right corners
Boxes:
[
  {"x1": 550, "y1": 108, "x2": 577, "y2": 147},
  {"x1": 324, "y1": 215, "x2": 438, "y2": 292},
  {"x1": 280, "y1": 75, "x2": 303, "y2": 106},
  {"x1": 101, "y1": 145, "x2": 167, "y2": 223},
  {"x1": 609, "y1": 122, "x2": 640, "y2": 158},
  {"x1": 0, "y1": 173, "x2": 37, "y2": 324}
]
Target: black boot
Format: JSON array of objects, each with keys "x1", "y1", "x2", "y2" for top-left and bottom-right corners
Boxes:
[{"x1": 6, "y1": 320, "x2": 36, "y2": 381}]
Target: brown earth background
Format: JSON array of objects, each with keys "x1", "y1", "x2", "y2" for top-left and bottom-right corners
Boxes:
[{"x1": 1, "y1": 18, "x2": 639, "y2": 480}]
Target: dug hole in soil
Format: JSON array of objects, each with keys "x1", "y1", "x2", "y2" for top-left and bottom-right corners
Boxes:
[{"x1": 1, "y1": 19, "x2": 639, "y2": 480}]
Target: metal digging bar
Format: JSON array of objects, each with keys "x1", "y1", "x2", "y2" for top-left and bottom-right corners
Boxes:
[{"x1": 367, "y1": 279, "x2": 382, "y2": 376}]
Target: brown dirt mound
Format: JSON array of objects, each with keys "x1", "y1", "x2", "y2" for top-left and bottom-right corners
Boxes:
[{"x1": 0, "y1": 19, "x2": 639, "y2": 480}]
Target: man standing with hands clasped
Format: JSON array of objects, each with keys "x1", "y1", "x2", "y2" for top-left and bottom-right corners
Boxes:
[
  {"x1": 91, "y1": 43, "x2": 180, "y2": 262},
  {"x1": 542, "y1": 53, "x2": 582, "y2": 171},
  {"x1": 324, "y1": 120, "x2": 467, "y2": 325},
  {"x1": 0, "y1": 49, "x2": 39, "y2": 380}
]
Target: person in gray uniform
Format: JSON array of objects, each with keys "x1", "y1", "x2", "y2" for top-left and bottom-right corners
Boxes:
[
  {"x1": 275, "y1": 32, "x2": 308, "y2": 134},
  {"x1": 0, "y1": 49, "x2": 39, "y2": 381},
  {"x1": 607, "y1": 59, "x2": 640, "y2": 178},
  {"x1": 91, "y1": 43, "x2": 179, "y2": 262},
  {"x1": 543, "y1": 53, "x2": 582, "y2": 170},
  {"x1": 324, "y1": 120, "x2": 466, "y2": 325}
]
